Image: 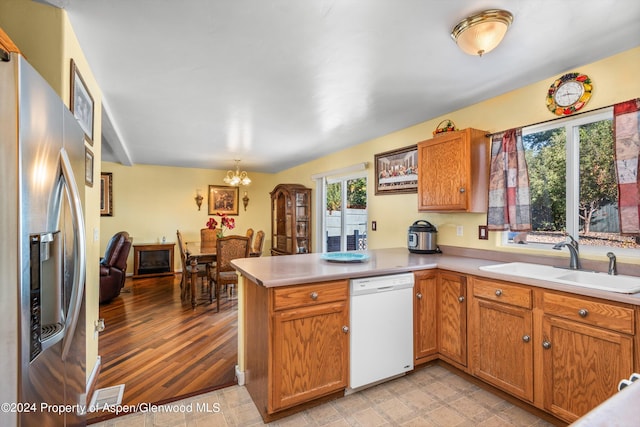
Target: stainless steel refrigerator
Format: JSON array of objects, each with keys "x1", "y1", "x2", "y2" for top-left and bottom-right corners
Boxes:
[{"x1": 0, "y1": 50, "x2": 87, "y2": 426}]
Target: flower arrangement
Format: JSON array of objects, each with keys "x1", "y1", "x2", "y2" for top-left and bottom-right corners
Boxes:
[
  {"x1": 206, "y1": 213, "x2": 235, "y2": 238},
  {"x1": 433, "y1": 119, "x2": 457, "y2": 136}
]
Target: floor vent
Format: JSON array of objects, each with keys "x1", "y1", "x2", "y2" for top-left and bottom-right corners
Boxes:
[{"x1": 89, "y1": 384, "x2": 125, "y2": 410}]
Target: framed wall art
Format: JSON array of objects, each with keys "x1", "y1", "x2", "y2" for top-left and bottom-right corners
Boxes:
[
  {"x1": 100, "y1": 172, "x2": 113, "y2": 216},
  {"x1": 70, "y1": 59, "x2": 94, "y2": 144},
  {"x1": 374, "y1": 144, "x2": 418, "y2": 195},
  {"x1": 208, "y1": 185, "x2": 239, "y2": 215},
  {"x1": 85, "y1": 146, "x2": 94, "y2": 187}
]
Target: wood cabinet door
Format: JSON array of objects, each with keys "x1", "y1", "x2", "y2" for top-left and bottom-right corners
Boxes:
[
  {"x1": 270, "y1": 301, "x2": 349, "y2": 412},
  {"x1": 541, "y1": 315, "x2": 634, "y2": 423},
  {"x1": 470, "y1": 298, "x2": 534, "y2": 402},
  {"x1": 438, "y1": 272, "x2": 467, "y2": 367},
  {"x1": 414, "y1": 270, "x2": 438, "y2": 362},
  {"x1": 418, "y1": 132, "x2": 468, "y2": 211}
]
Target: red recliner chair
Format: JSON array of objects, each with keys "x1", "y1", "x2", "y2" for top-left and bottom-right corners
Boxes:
[{"x1": 99, "y1": 231, "x2": 132, "y2": 304}]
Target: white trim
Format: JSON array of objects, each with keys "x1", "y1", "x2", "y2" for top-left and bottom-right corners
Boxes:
[
  {"x1": 310, "y1": 162, "x2": 368, "y2": 180},
  {"x1": 87, "y1": 355, "x2": 101, "y2": 394}
]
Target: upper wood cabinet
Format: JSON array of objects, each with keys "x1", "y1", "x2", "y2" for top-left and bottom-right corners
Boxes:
[
  {"x1": 417, "y1": 128, "x2": 489, "y2": 212},
  {"x1": 270, "y1": 184, "x2": 311, "y2": 256}
]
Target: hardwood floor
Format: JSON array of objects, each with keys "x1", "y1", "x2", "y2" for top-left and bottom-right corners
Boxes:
[{"x1": 88, "y1": 274, "x2": 237, "y2": 423}]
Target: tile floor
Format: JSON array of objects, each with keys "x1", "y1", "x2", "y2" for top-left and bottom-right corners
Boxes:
[{"x1": 90, "y1": 364, "x2": 555, "y2": 427}]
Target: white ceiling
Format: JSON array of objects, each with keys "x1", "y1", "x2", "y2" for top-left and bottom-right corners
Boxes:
[{"x1": 62, "y1": 0, "x2": 640, "y2": 173}]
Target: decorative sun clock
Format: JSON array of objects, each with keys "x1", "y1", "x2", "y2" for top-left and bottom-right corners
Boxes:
[{"x1": 546, "y1": 72, "x2": 593, "y2": 116}]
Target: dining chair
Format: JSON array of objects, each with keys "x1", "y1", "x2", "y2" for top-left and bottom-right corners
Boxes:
[
  {"x1": 176, "y1": 230, "x2": 208, "y2": 299},
  {"x1": 200, "y1": 228, "x2": 219, "y2": 252},
  {"x1": 209, "y1": 235, "x2": 250, "y2": 311},
  {"x1": 250, "y1": 230, "x2": 265, "y2": 257},
  {"x1": 245, "y1": 228, "x2": 254, "y2": 250}
]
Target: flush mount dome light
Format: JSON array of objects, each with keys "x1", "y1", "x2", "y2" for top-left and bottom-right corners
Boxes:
[{"x1": 451, "y1": 9, "x2": 513, "y2": 57}]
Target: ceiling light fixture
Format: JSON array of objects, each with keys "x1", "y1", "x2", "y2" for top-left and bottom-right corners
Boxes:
[
  {"x1": 451, "y1": 9, "x2": 513, "y2": 57},
  {"x1": 223, "y1": 160, "x2": 252, "y2": 186}
]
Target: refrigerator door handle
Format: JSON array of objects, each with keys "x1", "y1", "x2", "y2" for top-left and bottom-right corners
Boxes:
[{"x1": 59, "y1": 148, "x2": 86, "y2": 361}]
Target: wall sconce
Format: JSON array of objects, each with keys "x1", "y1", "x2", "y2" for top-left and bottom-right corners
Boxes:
[
  {"x1": 451, "y1": 9, "x2": 513, "y2": 57},
  {"x1": 195, "y1": 188, "x2": 204, "y2": 211},
  {"x1": 242, "y1": 191, "x2": 249, "y2": 211}
]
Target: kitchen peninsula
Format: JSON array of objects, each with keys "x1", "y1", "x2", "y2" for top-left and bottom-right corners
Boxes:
[{"x1": 232, "y1": 247, "x2": 640, "y2": 424}]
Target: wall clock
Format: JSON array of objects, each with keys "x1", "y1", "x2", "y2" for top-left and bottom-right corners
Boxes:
[{"x1": 546, "y1": 72, "x2": 592, "y2": 116}]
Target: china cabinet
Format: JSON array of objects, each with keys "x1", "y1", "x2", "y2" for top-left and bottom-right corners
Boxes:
[{"x1": 270, "y1": 184, "x2": 311, "y2": 256}]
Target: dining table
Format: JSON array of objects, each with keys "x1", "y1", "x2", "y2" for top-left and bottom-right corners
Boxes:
[{"x1": 184, "y1": 242, "x2": 216, "y2": 309}]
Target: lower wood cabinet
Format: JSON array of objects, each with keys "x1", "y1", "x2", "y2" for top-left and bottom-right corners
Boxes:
[
  {"x1": 245, "y1": 269, "x2": 638, "y2": 424},
  {"x1": 414, "y1": 270, "x2": 438, "y2": 363},
  {"x1": 438, "y1": 271, "x2": 467, "y2": 368},
  {"x1": 245, "y1": 278, "x2": 349, "y2": 421},
  {"x1": 272, "y1": 299, "x2": 349, "y2": 410},
  {"x1": 540, "y1": 291, "x2": 635, "y2": 423},
  {"x1": 469, "y1": 276, "x2": 636, "y2": 424},
  {"x1": 469, "y1": 277, "x2": 534, "y2": 402}
]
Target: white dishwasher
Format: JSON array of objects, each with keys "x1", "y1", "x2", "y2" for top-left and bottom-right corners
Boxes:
[{"x1": 349, "y1": 272, "x2": 414, "y2": 391}]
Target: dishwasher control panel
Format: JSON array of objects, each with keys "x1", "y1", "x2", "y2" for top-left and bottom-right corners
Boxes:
[{"x1": 350, "y1": 272, "x2": 414, "y2": 295}]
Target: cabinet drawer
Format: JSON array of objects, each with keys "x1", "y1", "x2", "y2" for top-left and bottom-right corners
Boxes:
[
  {"x1": 273, "y1": 280, "x2": 348, "y2": 311},
  {"x1": 472, "y1": 277, "x2": 532, "y2": 309},
  {"x1": 543, "y1": 292, "x2": 635, "y2": 334}
]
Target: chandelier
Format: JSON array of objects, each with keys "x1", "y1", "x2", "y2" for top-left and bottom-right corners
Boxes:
[
  {"x1": 223, "y1": 160, "x2": 252, "y2": 186},
  {"x1": 451, "y1": 9, "x2": 513, "y2": 57}
]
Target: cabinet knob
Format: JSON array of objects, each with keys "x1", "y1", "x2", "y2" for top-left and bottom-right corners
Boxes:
[
  {"x1": 495, "y1": 289, "x2": 502, "y2": 297},
  {"x1": 542, "y1": 341, "x2": 552, "y2": 349},
  {"x1": 342, "y1": 326, "x2": 349, "y2": 334},
  {"x1": 578, "y1": 308, "x2": 588, "y2": 318},
  {"x1": 416, "y1": 292, "x2": 423, "y2": 300},
  {"x1": 459, "y1": 187, "x2": 466, "y2": 193},
  {"x1": 310, "y1": 292, "x2": 318, "y2": 300},
  {"x1": 458, "y1": 296, "x2": 465, "y2": 303},
  {"x1": 522, "y1": 335, "x2": 531, "y2": 343}
]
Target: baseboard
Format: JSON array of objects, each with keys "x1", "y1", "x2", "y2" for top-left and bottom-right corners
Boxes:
[
  {"x1": 235, "y1": 365, "x2": 245, "y2": 386},
  {"x1": 86, "y1": 356, "x2": 102, "y2": 406}
]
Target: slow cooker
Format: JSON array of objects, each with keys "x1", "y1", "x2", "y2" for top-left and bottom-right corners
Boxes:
[{"x1": 408, "y1": 220, "x2": 439, "y2": 254}]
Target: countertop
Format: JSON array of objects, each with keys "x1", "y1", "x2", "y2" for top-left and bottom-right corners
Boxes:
[
  {"x1": 231, "y1": 247, "x2": 640, "y2": 305},
  {"x1": 570, "y1": 379, "x2": 640, "y2": 426}
]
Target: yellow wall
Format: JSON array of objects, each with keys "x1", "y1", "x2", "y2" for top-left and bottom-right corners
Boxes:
[
  {"x1": 275, "y1": 47, "x2": 640, "y2": 262},
  {"x1": 1, "y1": 0, "x2": 103, "y2": 387},
  {"x1": 99, "y1": 162, "x2": 276, "y2": 272}
]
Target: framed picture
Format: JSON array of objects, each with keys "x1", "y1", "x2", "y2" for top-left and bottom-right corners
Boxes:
[
  {"x1": 84, "y1": 146, "x2": 94, "y2": 187},
  {"x1": 100, "y1": 172, "x2": 113, "y2": 216},
  {"x1": 374, "y1": 144, "x2": 419, "y2": 195},
  {"x1": 70, "y1": 59, "x2": 94, "y2": 144},
  {"x1": 208, "y1": 185, "x2": 239, "y2": 215}
]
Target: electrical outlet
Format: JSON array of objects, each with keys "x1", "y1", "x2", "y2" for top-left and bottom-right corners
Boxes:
[{"x1": 456, "y1": 225, "x2": 463, "y2": 236}]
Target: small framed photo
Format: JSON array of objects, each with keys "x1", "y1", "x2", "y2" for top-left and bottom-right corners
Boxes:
[
  {"x1": 208, "y1": 185, "x2": 239, "y2": 215},
  {"x1": 84, "y1": 146, "x2": 94, "y2": 187},
  {"x1": 374, "y1": 145, "x2": 419, "y2": 195},
  {"x1": 70, "y1": 59, "x2": 94, "y2": 144},
  {"x1": 100, "y1": 172, "x2": 113, "y2": 216}
]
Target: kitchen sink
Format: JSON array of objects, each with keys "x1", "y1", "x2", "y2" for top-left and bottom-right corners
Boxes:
[{"x1": 479, "y1": 262, "x2": 640, "y2": 294}]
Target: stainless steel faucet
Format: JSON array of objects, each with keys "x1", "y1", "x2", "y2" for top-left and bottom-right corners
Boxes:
[
  {"x1": 552, "y1": 235, "x2": 582, "y2": 270},
  {"x1": 607, "y1": 252, "x2": 617, "y2": 275}
]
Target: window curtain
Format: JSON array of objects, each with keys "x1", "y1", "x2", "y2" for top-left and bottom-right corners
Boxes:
[
  {"x1": 614, "y1": 98, "x2": 640, "y2": 235},
  {"x1": 487, "y1": 128, "x2": 532, "y2": 231}
]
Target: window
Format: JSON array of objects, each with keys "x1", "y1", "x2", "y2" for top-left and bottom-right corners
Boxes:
[
  {"x1": 507, "y1": 108, "x2": 640, "y2": 252},
  {"x1": 322, "y1": 174, "x2": 368, "y2": 252}
]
